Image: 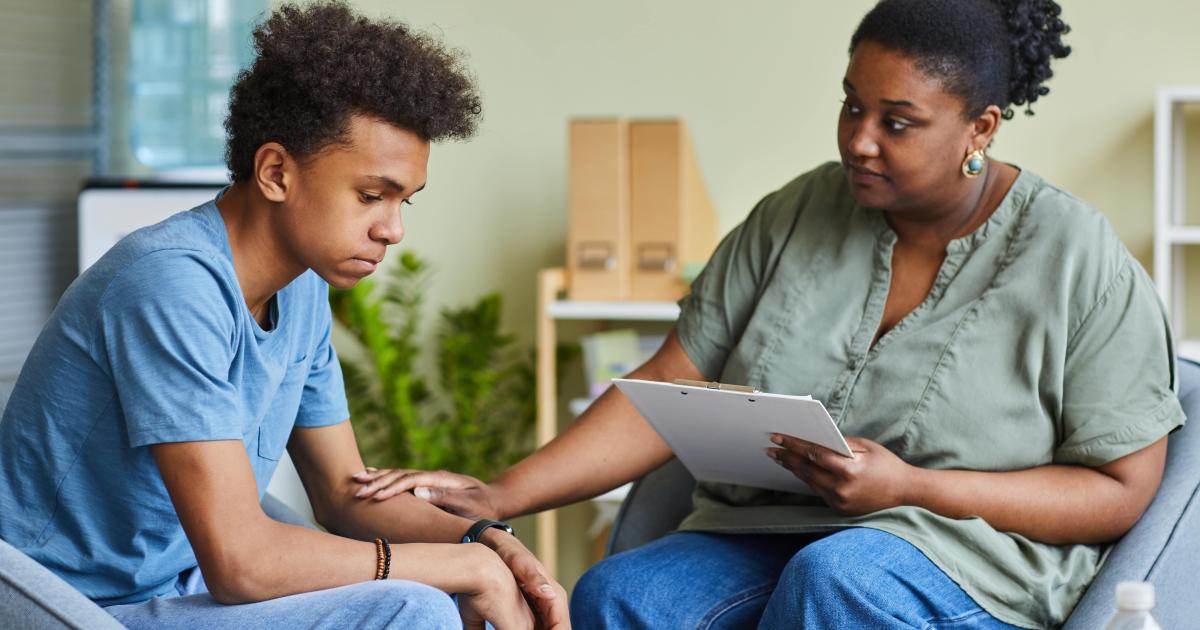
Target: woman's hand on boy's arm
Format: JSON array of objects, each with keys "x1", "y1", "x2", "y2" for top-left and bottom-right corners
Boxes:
[
  {"x1": 351, "y1": 467, "x2": 568, "y2": 627},
  {"x1": 355, "y1": 328, "x2": 700, "y2": 521},
  {"x1": 288, "y1": 423, "x2": 568, "y2": 628},
  {"x1": 353, "y1": 467, "x2": 505, "y2": 520}
]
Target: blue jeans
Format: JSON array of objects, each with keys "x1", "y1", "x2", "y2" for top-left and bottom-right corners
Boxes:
[
  {"x1": 104, "y1": 566, "x2": 462, "y2": 629},
  {"x1": 571, "y1": 528, "x2": 1022, "y2": 629}
]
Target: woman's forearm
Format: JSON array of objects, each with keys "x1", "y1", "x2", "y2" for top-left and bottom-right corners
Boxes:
[
  {"x1": 904, "y1": 447, "x2": 1163, "y2": 545},
  {"x1": 491, "y1": 371, "x2": 674, "y2": 518},
  {"x1": 491, "y1": 330, "x2": 704, "y2": 518}
]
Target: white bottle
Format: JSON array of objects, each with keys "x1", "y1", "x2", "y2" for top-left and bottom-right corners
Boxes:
[{"x1": 1104, "y1": 581, "x2": 1163, "y2": 630}]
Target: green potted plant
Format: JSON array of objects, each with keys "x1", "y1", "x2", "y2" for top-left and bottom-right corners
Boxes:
[{"x1": 330, "y1": 251, "x2": 573, "y2": 479}]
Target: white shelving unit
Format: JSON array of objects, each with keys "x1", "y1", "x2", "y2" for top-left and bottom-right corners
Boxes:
[
  {"x1": 534, "y1": 268, "x2": 679, "y2": 578},
  {"x1": 1154, "y1": 86, "x2": 1200, "y2": 360},
  {"x1": 547, "y1": 300, "x2": 680, "y2": 321}
]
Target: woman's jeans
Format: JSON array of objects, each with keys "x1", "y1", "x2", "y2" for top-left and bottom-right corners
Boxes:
[{"x1": 570, "y1": 527, "x2": 1023, "y2": 629}]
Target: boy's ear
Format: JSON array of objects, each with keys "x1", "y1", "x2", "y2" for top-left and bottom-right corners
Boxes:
[{"x1": 253, "y1": 142, "x2": 291, "y2": 203}]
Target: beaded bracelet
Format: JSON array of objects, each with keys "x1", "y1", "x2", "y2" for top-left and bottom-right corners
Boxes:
[
  {"x1": 373, "y1": 538, "x2": 384, "y2": 580},
  {"x1": 373, "y1": 537, "x2": 391, "y2": 580},
  {"x1": 381, "y1": 537, "x2": 391, "y2": 580}
]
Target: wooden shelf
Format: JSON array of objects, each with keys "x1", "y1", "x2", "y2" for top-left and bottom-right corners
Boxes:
[{"x1": 535, "y1": 268, "x2": 679, "y2": 579}]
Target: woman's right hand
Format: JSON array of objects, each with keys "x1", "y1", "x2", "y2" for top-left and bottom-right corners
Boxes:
[
  {"x1": 353, "y1": 468, "x2": 505, "y2": 520},
  {"x1": 457, "y1": 544, "x2": 536, "y2": 630}
]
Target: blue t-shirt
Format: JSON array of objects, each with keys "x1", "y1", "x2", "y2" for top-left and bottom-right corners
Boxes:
[{"x1": 0, "y1": 194, "x2": 350, "y2": 606}]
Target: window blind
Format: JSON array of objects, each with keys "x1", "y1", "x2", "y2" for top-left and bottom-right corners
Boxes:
[{"x1": 0, "y1": 0, "x2": 97, "y2": 379}]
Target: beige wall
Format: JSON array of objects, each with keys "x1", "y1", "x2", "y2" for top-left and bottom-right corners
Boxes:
[
  {"x1": 105, "y1": 0, "x2": 1200, "y2": 340},
  {"x1": 328, "y1": 0, "x2": 1200, "y2": 339}
]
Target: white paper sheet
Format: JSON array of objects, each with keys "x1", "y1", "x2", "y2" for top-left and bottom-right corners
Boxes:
[{"x1": 613, "y1": 379, "x2": 853, "y2": 495}]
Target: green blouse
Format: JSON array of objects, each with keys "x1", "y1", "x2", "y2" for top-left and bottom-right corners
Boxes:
[{"x1": 674, "y1": 162, "x2": 1185, "y2": 629}]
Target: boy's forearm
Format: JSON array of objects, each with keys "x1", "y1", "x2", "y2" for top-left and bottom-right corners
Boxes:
[
  {"x1": 316, "y1": 477, "x2": 476, "y2": 543},
  {"x1": 213, "y1": 517, "x2": 483, "y2": 604}
]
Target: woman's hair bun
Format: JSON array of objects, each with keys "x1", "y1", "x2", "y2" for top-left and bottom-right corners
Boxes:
[{"x1": 995, "y1": 0, "x2": 1072, "y2": 117}]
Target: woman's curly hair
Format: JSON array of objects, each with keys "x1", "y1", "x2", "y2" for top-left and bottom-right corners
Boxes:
[
  {"x1": 224, "y1": 1, "x2": 482, "y2": 182},
  {"x1": 850, "y1": 0, "x2": 1071, "y2": 120}
]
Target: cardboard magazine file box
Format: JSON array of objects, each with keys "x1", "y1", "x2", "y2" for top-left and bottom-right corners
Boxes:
[
  {"x1": 566, "y1": 118, "x2": 631, "y2": 301},
  {"x1": 628, "y1": 120, "x2": 717, "y2": 301}
]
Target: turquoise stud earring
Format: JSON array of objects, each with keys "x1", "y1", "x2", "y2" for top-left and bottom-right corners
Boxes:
[{"x1": 962, "y1": 148, "x2": 986, "y2": 178}]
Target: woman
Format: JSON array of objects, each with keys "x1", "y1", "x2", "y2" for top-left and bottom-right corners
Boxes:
[{"x1": 356, "y1": 1, "x2": 1183, "y2": 627}]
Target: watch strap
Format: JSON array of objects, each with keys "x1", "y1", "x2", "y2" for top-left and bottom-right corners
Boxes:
[{"x1": 462, "y1": 518, "x2": 514, "y2": 543}]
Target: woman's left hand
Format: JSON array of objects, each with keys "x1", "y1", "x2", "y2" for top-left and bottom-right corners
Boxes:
[{"x1": 767, "y1": 434, "x2": 917, "y2": 515}]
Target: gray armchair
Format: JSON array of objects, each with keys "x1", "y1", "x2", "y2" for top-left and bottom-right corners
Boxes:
[
  {"x1": 0, "y1": 378, "x2": 315, "y2": 629},
  {"x1": 606, "y1": 359, "x2": 1200, "y2": 628}
]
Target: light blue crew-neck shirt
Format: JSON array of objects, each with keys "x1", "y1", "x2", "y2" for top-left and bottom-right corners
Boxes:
[{"x1": 0, "y1": 193, "x2": 349, "y2": 606}]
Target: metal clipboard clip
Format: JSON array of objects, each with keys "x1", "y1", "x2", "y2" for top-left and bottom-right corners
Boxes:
[{"x1": 672, "y1": 378, "x2": 759, "y2": 394}]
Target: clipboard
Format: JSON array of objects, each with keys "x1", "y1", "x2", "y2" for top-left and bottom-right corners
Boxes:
[{"x1": 613, "y1": 378, "x2": 853, "y2": 495}]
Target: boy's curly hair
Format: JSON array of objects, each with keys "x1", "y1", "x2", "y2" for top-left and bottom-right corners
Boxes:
[{"x1": 224, "y1": 1, "x2": 481, "y2": 182}]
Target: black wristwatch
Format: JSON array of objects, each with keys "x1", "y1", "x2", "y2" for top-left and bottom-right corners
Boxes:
[{"x1": 461, "y1": 518, "x2": 514, "y2": 544}]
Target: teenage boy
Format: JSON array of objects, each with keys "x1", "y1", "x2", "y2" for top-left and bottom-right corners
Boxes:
[{"x1": 0, "y1": 3, "x2": 567, "y2": 628}]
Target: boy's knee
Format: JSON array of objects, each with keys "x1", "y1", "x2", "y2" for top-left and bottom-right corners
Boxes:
[{"x1": 349, "y1": 580, "x2": 460, "y2": 628}]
